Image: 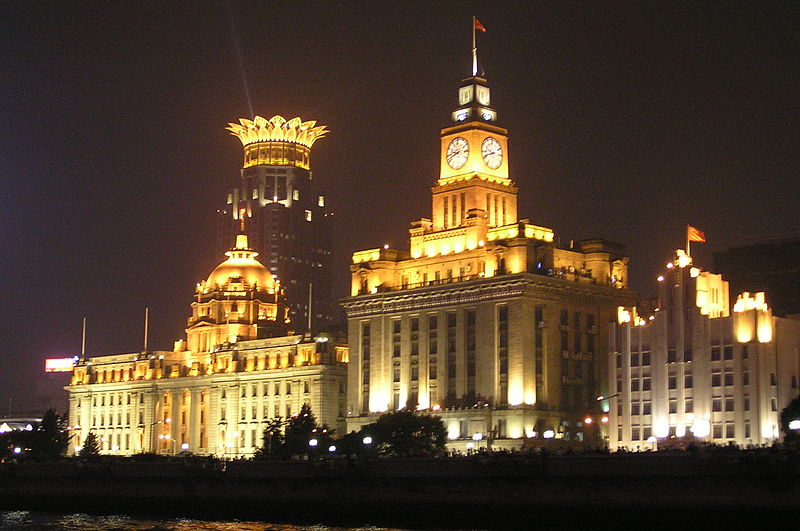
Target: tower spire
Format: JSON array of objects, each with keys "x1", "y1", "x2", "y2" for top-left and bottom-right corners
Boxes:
[{"x1": 472, "y1": 16, "x2": 487, "y2": 77}]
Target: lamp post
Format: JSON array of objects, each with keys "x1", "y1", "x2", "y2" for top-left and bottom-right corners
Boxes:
[
  {"x1": 148, "y1": 418, "x2": 171, "y2": 453},
  {"x1": 159, "y1": 433, "x2": 177, "y2": 454},
  {"x1": 596, "y1": 394, "x2": 620, "y2": 445}
]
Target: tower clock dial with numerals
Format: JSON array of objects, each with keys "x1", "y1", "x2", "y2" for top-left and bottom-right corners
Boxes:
[
  {"x1": 446, "y1": 137, "x2": 469, "y2": 169},
  {"x1": 481, "y1": 137, "x2": 503, "y2": 169}
]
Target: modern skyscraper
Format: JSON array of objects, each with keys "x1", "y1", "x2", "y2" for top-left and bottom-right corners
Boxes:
[
  {"x1": 218, "y1": 115, "x2": 334, "y2": 333},
  {"x1": 342, "y1": 69, "x2": 634, "y2": 450}
]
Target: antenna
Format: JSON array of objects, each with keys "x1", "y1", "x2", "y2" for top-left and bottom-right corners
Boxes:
[
  {"x1": 143, "y1": 307, "x2": 150, "y2": 352},
  {"x1": 307, "y1": 282, "x2": 313, "y2": 332},
  {"x1": 81, "y1": 317, "x2": 87, "y2": 359}
]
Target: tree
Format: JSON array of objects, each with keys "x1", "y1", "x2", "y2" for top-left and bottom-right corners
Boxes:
[
  {"x1": 253, "y1": 417, "x2": 284, "y2": 459},
  {"x1": 79, "y1": 431, "x2": 101, "y2": 458},
  {"x1": 364, "y1": 410, "x2": 447, "y2": 457},
  {"x1": 28, "y1": 409, "x2": 69, "y2": 461},
  {"x1": 282, "y1": 404, "x2": 334, "y2": 458},
  {"x1": 780, "y1": 394, "x2": 800, "y2": 444}
]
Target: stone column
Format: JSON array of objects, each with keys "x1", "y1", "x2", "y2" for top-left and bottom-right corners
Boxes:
[
  {"x1": 189, "y1": 388, "x2": 201, "y2": 451},
  {"x1": 170, "y1": 390, "x2": 180, "y2": 453}
]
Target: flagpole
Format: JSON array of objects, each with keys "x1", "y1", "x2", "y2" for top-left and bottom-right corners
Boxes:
[
  {"x1": 472, "y1": 16, "x2": 477, "y2": 76},
  {"x1": 686, "y1": 225, "x2": 690, "y2": 258}
]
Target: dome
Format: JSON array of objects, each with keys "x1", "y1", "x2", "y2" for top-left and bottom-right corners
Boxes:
[{"x1": 205, "y1": 234, "x2": 275, "y2": 292}]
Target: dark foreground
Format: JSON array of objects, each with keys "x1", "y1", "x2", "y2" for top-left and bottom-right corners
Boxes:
[{"x1": 2, "y1": 451, "x2": 800, "y2": 529}]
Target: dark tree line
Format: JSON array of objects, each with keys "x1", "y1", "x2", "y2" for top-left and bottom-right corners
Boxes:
[{"x1": 254, "y1": 406, "x2": 446, "y2": 459}]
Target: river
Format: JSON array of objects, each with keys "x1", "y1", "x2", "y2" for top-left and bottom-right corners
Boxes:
[{"x1": 0, "y1": 511, "x2": 410, "y2": 530}]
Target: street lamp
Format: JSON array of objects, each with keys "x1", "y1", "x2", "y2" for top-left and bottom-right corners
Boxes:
[{"x1": 158, "y1": 433, "x2": 177, "y2": 454}]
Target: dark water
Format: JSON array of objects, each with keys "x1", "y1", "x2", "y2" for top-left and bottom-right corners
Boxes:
[{"x1": 0, "y1": 511, "x2": 409, "y2": 530}]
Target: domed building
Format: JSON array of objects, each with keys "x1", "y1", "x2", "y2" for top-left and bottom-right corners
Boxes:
[
  {"x1": 65, "y1": 232, "x2": 347, "y2": 458},
  {"x1": 186, "y1": 232, "x2": 288, "y2": 353}
]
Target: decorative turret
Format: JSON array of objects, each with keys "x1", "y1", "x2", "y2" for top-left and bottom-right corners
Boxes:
[
  {"x1": 226, "y1": 115, "x2": 329, "y2": 170},
  {"x1": 186, "y1": 229, "x2": 289, "y2": 352}
]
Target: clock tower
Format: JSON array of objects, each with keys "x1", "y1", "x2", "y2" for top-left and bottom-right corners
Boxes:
[{"x1": 434, "y1": 75, "x2": 517, "y2": 230}]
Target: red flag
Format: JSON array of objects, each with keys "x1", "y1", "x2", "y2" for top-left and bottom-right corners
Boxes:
[
  {"x1": 474, "y1": 18, "x2": 487, "y2": 33},
  {"x1": 687, "y1": 226, "x2": 706, "y2": 243}
]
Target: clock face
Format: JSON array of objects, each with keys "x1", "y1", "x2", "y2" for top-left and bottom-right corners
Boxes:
[
  {"x1": 481, "y1": 137, "x2": 503, "y2": 169},
  {"x1": 446, "y1": 137, "x2": 469, "y2": 169}
]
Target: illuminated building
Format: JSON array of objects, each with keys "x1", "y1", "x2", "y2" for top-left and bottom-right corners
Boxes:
[
  {"x1": 65, "y1": 231, "x2": 347, "y2": 457},
  {"x1": 713, "y1": 237, "x2": 800, "y2": 317},
  {"x1": 218, "y1": 115, "x2": 334, "y2": 333},
  {"x1": 608, "y1": 250, "x2": 800, "y2": 449},
  {"x1": 342, "y1": 70, "x2": 634, "y2": 449}
]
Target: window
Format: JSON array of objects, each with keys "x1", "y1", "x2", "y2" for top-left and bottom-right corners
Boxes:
[
  {"x1": 631, "y1": 379, "x2": 639, "y2": 392},
  {"x1": 643, "y1": 402, "x2": 651, "y2": 415},
  {"x1": 685, "y1": 400, "x2": 693, "y2": 413},
  {"x1": 560, "y1": 310, "x2": 569, "y2": 326},
  {"x1": 393, "y1": 367, "x2": 400, "y2": 383},
  {"x1": 711, "y1": 346, "x2": 721, "y2": 361},
  {"x1": 631, "y1": 427, "x2": 640, "y2": 440},
  {"x1": 770, "y1": 373, "x2": 777, "y2": 386},
  {"x1": 793, "y1": 375, "x2": 799, "y2": 389},
  {"x1": 630, "y1": 353, "x2": 639, "y2": 367},
  {"x1": 303, "y1": 381, "x2": 310, "y2": 394},
  {"x1": 744, "y1": 396, "x2": 750, "y2": 411},
  {"x1": 616, "y1": 354, "x2": 622, "y2": 368},
  {"x1": 668, "y1": 376, "x2": 677, "y2": 390},
  {"x1": 318, "y1": 195, "x2": 325, "y2": 207},
  {"x1": 642, "y1": 378, "x2": 651, "y2": 391},
  {"x1": 725, "y1": 399, "x2": 735, "y2": 411},
  {"x1": 712, "y1": 398, "x2": 721, "y2": 412},
  {"x1": 642, "y1": 352, "x2": 651, "y2": 366},
  {"x1": 723, "y1": 346, "x2": 733, "y2": 361},
  {"x1": 643, "y1": 427, "x2": 652, "y2": 440},
  {"x1": 304, "y1": 209, "x2": 312, "y2": 222},
  {"x1": 713, "y1": 424, "x2": 723, "y2": 439},
  {"x1": 712, "y1": 374, "x2": 721, "y2": 387},
  {"x1": 286, "y1": 383, "x2": 292, "y2": 395},
  {"x1": 725, "y1": 424, "x2": 735, "y2": 439},
  {"x1": 667, "y1": 349, "x2": 676, "y2": 363},
  {"x1": 743, "y1": 372, "x2": 750, "y2": 386},
  {"x1": 771, "y1": 398, "x2": 778, "y2": 412},
  {"x1": 293, "y1": 189, "x2": 300, "y2": 201},
  {"x1": 683, "y1": 348, "x2": 692, "y2": 362},
  {"x1": 724, "y1": 373, "x2": 734, "y2": 386},
  {"x1": 668, "y1": 400, "x2": 677, "y2": 414},
  {"x1": 742, "y1": 344, "x2": 749, "y2": 359},
  {"x1": 631, "y1": 402, "x2": 640, "y2": 416},
  {"x1": 685, "y1": 375, "x2": 693, "y2": 388}
]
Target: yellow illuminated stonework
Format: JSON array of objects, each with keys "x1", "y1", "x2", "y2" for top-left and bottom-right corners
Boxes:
[
  {"x1": 609, "y1": 258, "x2": 800, "y2": 450},
  {"x1": 343, "y1": 68, "x2": 634, "y2": 451},
  {"x1": 65, "y1": 229, "x2": 347, "y2": 458},
  {"x1": 226, "y1": 115, "x2": 329, "y2": 170}
]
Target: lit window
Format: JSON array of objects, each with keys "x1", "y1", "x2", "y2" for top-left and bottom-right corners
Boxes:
[
  {"x1": 293, "y1": 189, "x2": 300, "y2": 201},
  {"x1": 252, "y1": 188, "x2": 259, "y2": 199},
  {"x1": 305, "y1": 210, "x2": 312, "y2": 222},
  {"x1": 318, "y1": 195, "x2": 325, "y2": 207}
]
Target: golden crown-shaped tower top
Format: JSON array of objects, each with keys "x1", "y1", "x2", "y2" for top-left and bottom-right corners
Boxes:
[{"x1": 226, "y1": 115, "x2": 329, "y2": 148}]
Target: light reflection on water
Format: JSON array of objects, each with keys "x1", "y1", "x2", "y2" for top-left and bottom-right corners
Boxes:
[{"x1": 1, "y1": 511, "x2": 404, "y2": 531}]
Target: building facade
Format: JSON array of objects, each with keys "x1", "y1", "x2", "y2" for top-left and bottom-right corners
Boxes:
[
  {"x1": 218, "y1": 115, "x2": 335, "y2": 333},
  {"x1": 342, "y1": 72, "x2": 635, "y2": 449},
  {"x1": 713, "y1": 237, "x2": 800, "y2": 317},
  {"x1": 608, "y1": 250, "x2": 800, "y2": 449},
  {"x1": 65, "y1": 232, "x2": 347, "y2": 457}
]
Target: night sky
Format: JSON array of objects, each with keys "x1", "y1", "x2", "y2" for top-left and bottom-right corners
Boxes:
[{"x1": 2, "y1": 2, "x2": 798, "y2": 414}]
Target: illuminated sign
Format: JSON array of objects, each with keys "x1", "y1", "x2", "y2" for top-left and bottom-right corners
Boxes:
[{"x1": 45, "y1": 357, "x2": 76, "y2": 372}]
